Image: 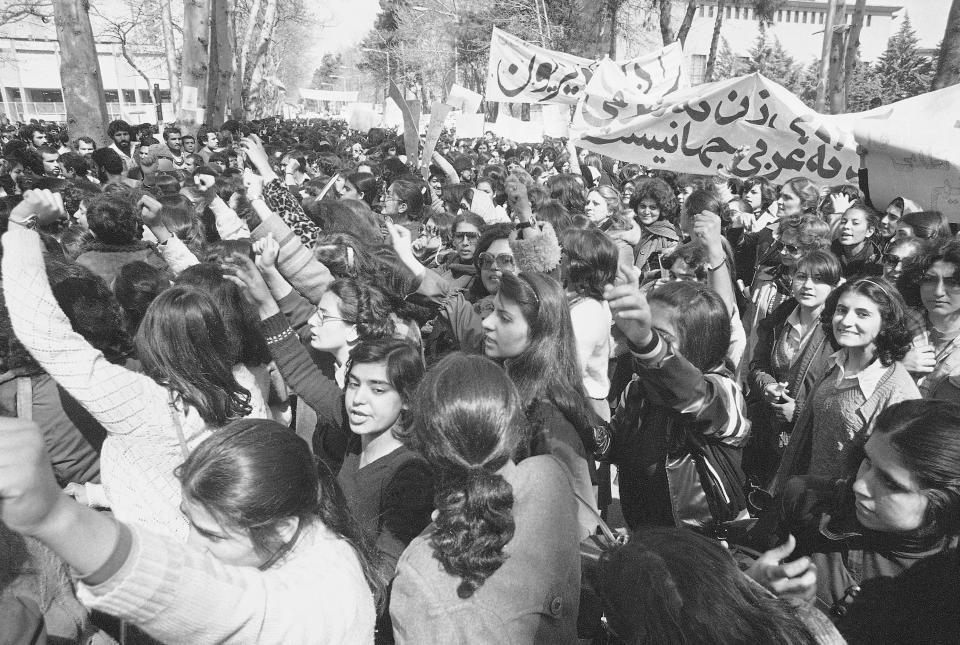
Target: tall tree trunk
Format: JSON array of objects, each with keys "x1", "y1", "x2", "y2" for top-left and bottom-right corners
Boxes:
[
  {"x1": 160, "y1": 0, "x2": 180, "y2": 115},
  {"x1": 815, "y1": 0, "x2": 838, "y2": 112},
  {"x1": 842, "y1": 0, "x2": 866, "y2": 110},
  {"x1": 704, "y1": 0, "x2": 725, "y2": 82},
  {"x1": 658, "y1": 0, "x2": 675, "y2": 44},
  {"x1": 676, "y1": 0, "x2": 697, "y2": 46},
  {"x1": 179, "y1": 0, "x2": 212, "y2": 128},
  {"x1": 205, "y1": 0, "x2": 233, "y2": 124},
  {"x1": 608, "y1": 0, "x2": 618, "y2": 59},
  {"x1": 232, "y1": 0, "x2": 261, "y2": 117},
  {"x1": 933, "y1": 0, "x2": 960, "y2": 90},
  {"x1": 53, "y1": 0, "x2": 109, "y2": 144},
  {"x1": 243, "y1": 0, "x2": 278, "y2": 106},
  {"x1": 828, "y1": 0, "x2": 848, "y2": 113}
]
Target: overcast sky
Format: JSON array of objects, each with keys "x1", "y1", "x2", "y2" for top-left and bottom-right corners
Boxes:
[{"x1": 315, "y1": 0, "x2": 382, "y2": 54}]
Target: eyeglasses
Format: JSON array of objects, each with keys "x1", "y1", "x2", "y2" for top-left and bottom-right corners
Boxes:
[
  {"x1": 479, "y1": 252, "x2": 516, "y2": 272},
  {"x1": 792, "y1": 272, "x2": 829, "y2": 285},
  {"x1": 780, "y1": 243, "x2": 801, "y2": 256},
  {"x1": 455, "y1": 231, "x2": 480, "y2": 242},
  {"x1": 920, "y1": 273, "x2": 960, "y2": 291},
  {"x1": 882, "y1": 253, "x2": 906, "y2": 267},
  {"x1": 314, "y1": 310, "x2": 350, "y2": 325}
]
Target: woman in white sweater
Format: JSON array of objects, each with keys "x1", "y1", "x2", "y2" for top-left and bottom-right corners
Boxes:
[
  {"x1": 2, "y1": 192, "x2": 269, "y2": 540},
  {"x1": 559, "y1": 227, "x2": 619, "y2": 421},
  {"x1": 0, "y1": 416, "x2": 379, "y2": 644}
]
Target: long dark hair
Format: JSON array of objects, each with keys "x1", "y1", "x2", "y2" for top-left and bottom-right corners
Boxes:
[
  {"x1": 871, "y1": 400, "x2": 960, "y2": 536},
  {"x1": 408, "y1": 353, "x2": 523, "y2": 599},
  {"x1": 647, "y1": 281, "x2": 731, "y2": 372},
  {"x1": 545, "y1": 173, "x2": 587, "y2": 215},
  {"x1": 135, "y1": 285, "x2": 252, "y2": 426},
  {"x1": 176, "y1": 418, "x2": 386, "y2": 601},
  {"x1": 175, "y1": 263, "x2": 272, "y2": 367},
  {"x1": 598, "y1": 527, "x2": 818, "y2": 645},
  {"x1": 560, "y1": 227, "x2": 618, "y2": 301},
  {"x1": 497, "y1": 271, "x2": 597, "y2": 454}
]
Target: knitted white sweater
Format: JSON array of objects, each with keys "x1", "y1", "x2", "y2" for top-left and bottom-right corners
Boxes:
[{"x1": 2, "y1": 228, "x2": 269, "y2": 540}]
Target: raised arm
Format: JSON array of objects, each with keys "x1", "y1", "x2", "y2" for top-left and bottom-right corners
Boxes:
[{"x1": 3, "y1": 193, "x2": 165, "y2": 436}]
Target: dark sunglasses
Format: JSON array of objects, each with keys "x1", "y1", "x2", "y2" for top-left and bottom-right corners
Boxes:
[
  {"x1": 882, "y1": 253, "x2": 905, "y2": 267},
  {"x1": 479, "y1": 252, "x2": 516, "y2": 271},
  {"x1": 455, "y1": 231, "x2": 480, "y2": 242}
]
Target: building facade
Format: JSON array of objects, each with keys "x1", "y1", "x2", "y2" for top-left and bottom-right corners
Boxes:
[{"x1": 0, "y1": 35, "x2": 174, "y2": 124}]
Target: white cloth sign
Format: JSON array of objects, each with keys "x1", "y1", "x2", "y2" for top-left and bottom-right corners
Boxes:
[
  {"x1": 486, "y1": 27, "x2": 595, "y2": 105},
  {"x1": 829, "y1": 84, "x2": 960, "y2": 220},
  {"x1": 455, "y1": 113, "x2": 486, "y2": 139},
  {"x1": 446, "y1": 84, "x2": 484, "y2": 113},
  {"x1": 181, "y1": 85, "x2": 198, "y2": 112},
  {"x1": 540, "y1": 104, "x2": 571, "y2": 138},
  {"x1": 572, "y1": 73, "x2": 859, "y2": 184},
  {"x1": 492, "y1": 113, "x2": 543, "y2": 143}
]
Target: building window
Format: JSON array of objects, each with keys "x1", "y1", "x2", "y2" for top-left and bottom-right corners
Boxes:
[
  {"x1": 785, "y1": 10, "x2": 790, "y2": 22},
  {"x1": 690, "y1": 54, "x2": 707, "y2": 85},
  {"x1": 159, "y1": 89, "x2": 171, "y2": 102},
  {"x1": 744, "y1": 7, "x2": 751, "y2": 19},
  {"x1": 28, "y1": 88, "x2": 63, "y2": 103},
  {"x1": 819, "y1": 11, "x2": 825, "y2": 24},
  {"x1": 802, "y1": 11, "x2": 808, "y2": 23},
  {"x1": 4, "y1": 88, "x2": 21, "y2": 101},
  {"x1": 725, "y1": 5, "x2": 731, "y2": 18},
  {"x1": 708, "y1": 5, "x2": 713, "y2": 17},
  {"x1": 699, "y1": 5, "x2": 705, "y2": 16},
  {"x1": 104, "y1": 90, "x2": 119, "y2": 103},
  {"x1": 794, "y1": 10, "x2": 800, "y2": 22},
  {"x1": 867, "y1": 14, "x2": 872, "y2": 26},
  {"x1": 122, "y1": 89, "x2": 136, "y2": 103},
  {"x1": 139, "y1": 90, "x2": 152, "y2": 103}
]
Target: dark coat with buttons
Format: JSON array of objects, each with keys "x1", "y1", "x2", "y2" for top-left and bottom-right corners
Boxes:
[{"x1": 390, "y1": 455, "x2": 581, "y2": 644}]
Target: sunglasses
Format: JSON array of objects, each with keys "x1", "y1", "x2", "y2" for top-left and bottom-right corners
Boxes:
[
  {"x1": 479, "y1": 252, "x2": 516, "y2": 271},
  {"x1": 455, "y1": 231, "x2": 479, "y2": 242},
  {"x1": 781, "y1": 242, "x2": 801, "y2": 255},
  {"x1": 882, "y1": 253, "x2": 905, "y2": 267}
]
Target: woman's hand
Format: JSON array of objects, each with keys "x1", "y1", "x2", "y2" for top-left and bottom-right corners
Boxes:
[
  {"x1": 9, "y1": 189, "x2": 66, "y2": 228},
  {"x1": 770, "y1": 393, "x2": 796, "y2": 423},
  {"x1": 745, "y1": 534, "x2": 817, "y2": 603},
  {"x1": 830, "y1": 193, "x2": 854, "y2": 215},
  {"x1": 0, "y1": 417, "x2": 69, "y2": 537},
  {"x1": 762, "y1": 382, "x2": 789, "y2": 405},
  {"x1": 692, "y1": 211, "x2": 724, "y2": 265},
  {"x1": 243, "y1": 169, "x2": 264, "y2": 201},
  {"x1": 222, "y1": 253, "x2": 279, "y2": 318},
  {"x1": 241, "y1": 134, "x2": 277, "y2": 181},
  {"x1": 252, "y1": 233, "x2": 280, "y2": 271},
  {"x1": 902, "y1": 344, "x2": 936, "y2": 374},
  {"x1": 604, "y1": 266, "x2": 654, "y2": 349}
]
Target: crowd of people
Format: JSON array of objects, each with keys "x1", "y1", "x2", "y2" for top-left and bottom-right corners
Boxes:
[{"x1": 0, "y1": 114, "x2": 958, "y2": 644}]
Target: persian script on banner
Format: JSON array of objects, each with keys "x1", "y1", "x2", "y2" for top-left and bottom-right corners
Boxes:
[
  {"x1": 486, "y1": 27, "x2": 595, "y2": 105},
  {"x1": 573, "y1": 72, "x2": 859, "y2": 183}
]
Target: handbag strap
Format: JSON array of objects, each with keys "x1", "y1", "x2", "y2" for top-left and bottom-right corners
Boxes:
[
  {"x1": 168, "y1": 394, "x2": 191, "y2": 461},
  {"x1": 574, "y1": 492, "x2": 620, "y2": 544}
]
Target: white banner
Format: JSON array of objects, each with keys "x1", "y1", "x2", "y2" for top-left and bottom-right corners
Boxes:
[
  {"x1": 299, "y1": 89, "x2": 360, "y2": 103},
  {"x1": 829, "y1": 84, "x2": 960, "y2": 220},
  {"x1": 446, "y1": 84, "x2": 484, "y2": 113},
  {"x1": 492, "y1": 113, "x2": 544, "y2": 143},
  {"x1": 455, "y1": 113, "x2": 486, "y2": 139},
  {"x1": 540, "y1": 104, "x2": 571, "y2": 138},
  {"x1": 486, "y1": 27, "x2": 595, "y2": 105},
  {"x1": 573, "y1": 73, "x2": 859, "y2": 184}
]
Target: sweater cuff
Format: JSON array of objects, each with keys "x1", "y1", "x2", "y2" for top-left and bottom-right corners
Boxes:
[
  {"x1": 260, "y1": 313, "x2": 295, "y2": 344},
  {"x1": 82, "y1": 521, "x2": 133, "y2": 586},
  {"x1": 628, "y1": 331, "x2": 662, "y2": 359}
]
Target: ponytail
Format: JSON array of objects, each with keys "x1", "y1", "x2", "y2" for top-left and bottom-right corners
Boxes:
[{"x1": 431, "y1": 467, "x2": 515, "y2": 599}]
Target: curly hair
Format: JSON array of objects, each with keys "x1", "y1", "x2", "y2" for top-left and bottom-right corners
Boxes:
[
  {"x1": 329, "y1": 278, "x2": 396, "y2": 341},
  {"x1": 630, "y1": 177, "x2": 679, "y2": 223},
  {"x1": 408, "y1": 353, "x2": 523, "y2": 599},
  {"x1": 85, "y1": 193, "x2": 140, "y2": 245},
  {"x1": 820, "y1": 277, "x2": 913, "y2": 366}
]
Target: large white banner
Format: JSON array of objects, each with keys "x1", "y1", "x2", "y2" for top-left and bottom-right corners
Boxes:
[
  {"x1": 573, "y1": 72, "x2": 859, "y2": 184},
  {"x1": 486, "y1": 27, "x2": 595, "y2": 105},
  {"x1": 299, "y1": 89, "x2": 359, "y2": 103},
  {"x1": 830, "y1": 84, "x2": 960, "y2": 220}
]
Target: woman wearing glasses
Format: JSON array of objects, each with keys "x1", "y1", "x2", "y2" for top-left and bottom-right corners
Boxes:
[
  {"x1": 389, "y1": 223, "x2": 517, "y2": 356},
  {"x1": 435, "y1": 212, "x2": 485, "y2": 292}
]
